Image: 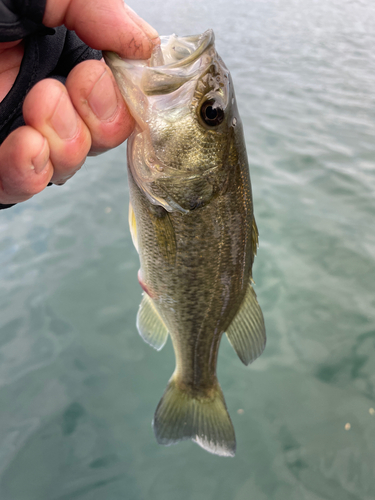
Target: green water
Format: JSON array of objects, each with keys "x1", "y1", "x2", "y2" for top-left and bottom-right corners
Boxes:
[{"x1": 1, "y1": 0, "x2": 375, "y2": 498}]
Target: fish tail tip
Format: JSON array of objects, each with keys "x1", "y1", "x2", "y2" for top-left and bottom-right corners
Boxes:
[
  {"x1": 194, "y1": 435, "x2": 236, "y2": 457},
  {"x1": 152, "y1": 377, "x2": 236, "y2": 457}
]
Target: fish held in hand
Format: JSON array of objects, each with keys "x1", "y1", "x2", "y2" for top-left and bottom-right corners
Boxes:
[{"x1": 104, "y1": 30, "x2": 265, "y2": 457}]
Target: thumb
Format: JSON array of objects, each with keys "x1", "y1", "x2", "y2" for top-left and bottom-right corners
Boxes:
[{"x1": 43, "y1": 0, "x2": 159, "y2": 59}]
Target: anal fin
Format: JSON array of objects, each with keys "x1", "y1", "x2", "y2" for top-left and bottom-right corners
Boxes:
[
  {"x1": 136, "y1": 292, "x2": 169, "y2": 351},
  {"x1": 226, "y1": 283, "x2": 266, "y2": 365}
]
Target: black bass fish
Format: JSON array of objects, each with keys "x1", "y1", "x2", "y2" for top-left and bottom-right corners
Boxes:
[{"x1": 104, "y1": 30, "x2": 265, "y2": 457}]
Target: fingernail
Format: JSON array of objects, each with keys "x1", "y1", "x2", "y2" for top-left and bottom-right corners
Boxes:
[
  {"x1": 88, "y1": 69, "x2": 118, "y2": 121},
  {"x1": 51, "y1": 91, "x2": 79, "y2": 140},
  {"x1": 31, "y1": 137, "x2": 49, "y2": 174},
  {"x1": 125, "y1": 5, "x2": 159, "y2": 40}
]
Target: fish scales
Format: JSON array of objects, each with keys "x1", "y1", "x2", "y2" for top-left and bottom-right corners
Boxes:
[
  {"x1": 129, "y1": 154, "x2": 250, "y2": 385},
  {"x1": 104, "y1": 30, "x2": 266, "y2": 457}
]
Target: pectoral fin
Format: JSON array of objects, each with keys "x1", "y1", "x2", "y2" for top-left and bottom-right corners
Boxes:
[
  {"x1": 226, "y1": 283, "x2": 266, "y2": 365},
  {"x1": 136, "y1": 293, "x2": 169, "y2": 351},
  {"x1": 148, "y1": 205, "x2": 177, "y2": 266},
  {"x1": 129, "y1": 201, "x2": 176, "y2": 264}
]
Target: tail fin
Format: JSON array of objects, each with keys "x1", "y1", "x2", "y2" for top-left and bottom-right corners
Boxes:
[{"x1": 152, "y1": 376, "x2": 236, "y2": 457}]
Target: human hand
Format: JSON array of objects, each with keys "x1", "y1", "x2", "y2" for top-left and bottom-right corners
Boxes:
[{"x1": 0, "y1": 0, "x2": 159, "y2": 205}]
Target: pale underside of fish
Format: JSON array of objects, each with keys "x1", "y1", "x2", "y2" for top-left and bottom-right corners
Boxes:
[{"x1": 104, "y1": 30, "x2": 266, "y2": 457}]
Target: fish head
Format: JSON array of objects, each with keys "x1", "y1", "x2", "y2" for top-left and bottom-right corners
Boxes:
[{"x1": 104, "y1": 30, "x2": 241, "y2": 213}]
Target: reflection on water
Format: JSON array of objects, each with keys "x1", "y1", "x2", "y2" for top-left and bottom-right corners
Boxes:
[{"x1": 1, "y1": 0, "x2": 375, "y2": 498}]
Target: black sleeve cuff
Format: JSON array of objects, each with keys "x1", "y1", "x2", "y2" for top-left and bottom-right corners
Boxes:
[
  {"x1": 0, "y1": 0, "x2": 51, "y2": 42},
  {"x1": 8, "y1": 0, "x2": 46, "y2": 23},
  {"x1": 0, "y1": 203, "x2": 16, "y2": 209}
]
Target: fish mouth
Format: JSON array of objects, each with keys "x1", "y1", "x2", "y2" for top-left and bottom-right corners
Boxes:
[
  {"x1": 104, "y1": 30, "x2": 216, "y2": 96},
  {"x1": 151, "y1": 30, "x2": 215, "y2": 69}
]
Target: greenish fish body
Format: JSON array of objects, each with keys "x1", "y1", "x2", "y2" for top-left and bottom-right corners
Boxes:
[{"x1": 104, "y1": 30, "x2": 265, "y2": 457}]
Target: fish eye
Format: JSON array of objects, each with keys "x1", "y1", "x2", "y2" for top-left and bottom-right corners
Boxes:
[{"x1": 200, "y1": 99, "x2": 225, "y2": 126}]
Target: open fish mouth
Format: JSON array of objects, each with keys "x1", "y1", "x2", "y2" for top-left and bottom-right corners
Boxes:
[
  {"x1": 149, "y1": 30, "x2": 215, "y2": 69},
  {"x1": 105, "y1": 29, "x2": 214, "y2": 70},
  {"x1": 104, "y1": 30, "x2": 217, "y2": 98}
]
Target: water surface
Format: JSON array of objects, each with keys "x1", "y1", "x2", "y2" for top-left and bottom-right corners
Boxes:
[{"x1": 1, "y1": 0, "x2": 375, "y2": 498}]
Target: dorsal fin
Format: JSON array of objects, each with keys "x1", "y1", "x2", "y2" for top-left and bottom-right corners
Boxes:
[{"x1": 252, "y1": 217, "x2": 259, "y2": 257}]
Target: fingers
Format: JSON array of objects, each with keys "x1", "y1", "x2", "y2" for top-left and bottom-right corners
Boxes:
[
  {"x1": 1, "y1": 58, "x2": 134, "y2": 204},
  {"x1": 23, "y1": 60, "x2": 133, "y2": 183},
  {"x1": 0, "y1": 127, "x2": 53, "y2": 204},
  {"x1": 43, "y1": 0, "x2": 159, "y2": 59},
  {"x1": 23, "y1": 78, "x2": 92, "y2": 184},
  {"x1": 1, "y1": 1, "x2": 157, "y2": 206},
  {"x1": 65, "y1": 59, "x2": 134, "y2": 155}
]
